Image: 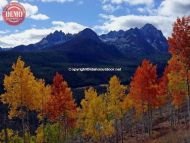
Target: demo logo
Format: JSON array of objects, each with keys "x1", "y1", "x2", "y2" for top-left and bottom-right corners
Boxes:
[{"x1": 2, "y1": 1, "x2": 26, "y2": 26}]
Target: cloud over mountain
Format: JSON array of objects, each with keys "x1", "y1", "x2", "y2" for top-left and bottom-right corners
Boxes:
[{"x1": 0, "y1": 21, "x2": 86, "y2": 48}]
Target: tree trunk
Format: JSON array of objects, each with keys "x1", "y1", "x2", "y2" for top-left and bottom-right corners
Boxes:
[
  {"x1": 186, "y1": 69, "x2": 190, "y2": 124},
  {"x1": 58, "y1": 122, "x2": 61, "y2": 143},
  {"x1": 64, "y1": 117, "x2": 67, "y2": 141},
  {"x1": 26, "y1": 109, "x2": 30, "y2": 143},
  {"x1": 142, "y1": 103, "x2": 146, "y2": 136},
  {"x1": 22, "y1": 116, "x2": 26, "y2": 143},
  {"x1": 121, "y1": 119, "x2": 124, "y2": 143},
  {"x1": 3, "y1": 115, "x2": 8, "y2": 143},
  {"x1": 115, "y1": 119, "x2": 119, "y2": 143},
  {"x1": 150, "y1": 106, "x2": 153, "y2": 136},
  {"x1": 170, "y1": 104, "x2": 174, "y2": 128},
  {"x1": 42, "y1": 118, "x2": 46, "y2": 143},
  {"x1": 147, "y1": 104, "x2": 152, "y2": 136},
  {"x1": 159, "y1": 107, "x2": 163, "y2": 117},
  {"x1": 42, "y1": 94, "x2": 46, "y2": 143}
]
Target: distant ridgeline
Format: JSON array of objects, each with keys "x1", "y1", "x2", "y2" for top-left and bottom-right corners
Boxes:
[{"x1": 0, "y1": 24, "x2": 170, "y2": 95}]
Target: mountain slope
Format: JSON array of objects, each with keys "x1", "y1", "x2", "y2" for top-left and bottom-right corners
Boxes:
[
  {"x1": 12, "y1": 30, "x2": 74, "y2": 52},
  {"x1": 100, "y1": 24, "x2": 168, "y2": 56},
  {"x1": 46, "y1": 28, "x2": 124, "y2": 62}
]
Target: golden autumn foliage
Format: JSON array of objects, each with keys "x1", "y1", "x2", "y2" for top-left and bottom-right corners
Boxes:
[
  {"x1": 77, "y1": 76, "x2": 129, "y2": 142},
  {"x1": 0, "y1": 58, "x2": 44, "y2": 119},
  {"x1": 122, "y1": 95, "x2": 133, "y2": 112},
  {"x1": 78, "y1": 87, "x2": 114, "y2": 141},
  {"x1": 0, "y1": 57, "x2": 52, "y2": 142},
  {"x1": 0, "y1": 129, "x2": 22, "y2": 142},
  {"x1": 35, "y1": 79, "x2": 51, "y2": 120},
  {"x1": 167, "y1": 56, "x2": 187, "y2": 108},
  {"x1": 105, "y1": 75, "x2": 127, "y2": 119}
]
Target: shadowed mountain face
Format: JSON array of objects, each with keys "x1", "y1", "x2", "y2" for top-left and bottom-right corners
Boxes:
[
  {"x1": 10, "y1": 24, "x2": 168, "y2": 57},
  {"x1": 140, "y1": 24, "x2": 168, "y2": 52},
  {"x1": 100, "y1": 24, "x2": 168, "y2": 56},
  {"x1": 45, "y1": 28, "x2": 123, "y2": 62},
  {"x1": 76, "y1": 28, "x2": 102, "y2": 43}
]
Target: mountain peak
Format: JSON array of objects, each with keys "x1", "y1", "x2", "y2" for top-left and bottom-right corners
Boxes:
[
  {"x1": 53, "y1": 30, "x2": 65, "y2": 35},
  {"x1": 141, "y1": 23, "x2": 157, "y2": 31},
  {"x1": 140, "y1": 23, "x2": 168, "y2": 52},
  {"x1": 77, "y1": 28, "x2": 101, "y2": 42},
  {"x1": 100, "y1": 30, "x2": 125, "y2": 42},
  {"x1": 45, "y1": 30, "x2": 65, "y2": 39},
  {"x1": 40, "y1": 30, "x2": 73, "y2": 46}
]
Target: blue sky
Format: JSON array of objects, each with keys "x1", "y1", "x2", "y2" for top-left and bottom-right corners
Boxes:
[{"x1": 0, "y1": 0, "x2": 190, "y2": 48}]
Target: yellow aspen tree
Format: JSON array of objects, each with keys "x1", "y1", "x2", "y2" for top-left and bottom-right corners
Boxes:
[
  {"x1": 106, "y1": 75, "x2": 126, "y2": 119},
  {"x1": 35, "y1": 79, "x2": 51, "y2": 143},
  {"x1": 168, "y1": 56, "x2": 187, "y2": 109},
  {"x1": 0, "y1": 57, "x2": 42, "y2": 142},
  {"x1": 104, "y1": 75, "x2": 127, "y2": 143},
  {"x1": 78, "y1": 87, "x2": 114, "y2": 142}
]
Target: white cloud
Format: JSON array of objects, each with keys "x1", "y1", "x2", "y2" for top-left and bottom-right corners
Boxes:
[
  {"x1": 30, "y1": 14, "x2": 49, "y2": 20},
  {"x1": 21, "y1": 2, "x2": 38, "y2": 17},
  {"x1": 0, "y1": 1, "x2": 49, "y2": 21},
  {"x1": 101, "y1": 0, "x2": 154, "y2": 13},
  {"x1": 0, "y1": 21, "x2": 86, "y2": 48},
  {"x1": 41, "y1": 0, "x2": 74, "y2": 3},
  {"x1": 52, "y1": 21, "x2": 86, "y2": 33},
  {"x1": 137, "y1": 8, "x2": 146, "y2": 13},
  {"x1": 102, "y1": 0, "x2": 154, "y2": 6},
  {"x1": 21, "y1": 2, "x2": 49, "y2": 20},
  {"x1": 0, "y1": 0, "x2": 8, "y2": 8},
  {"x1": 0, "y1": 0, "x2": 8, "y2": 21},
  {"x1": 102, "y1": 4, "x2": 121, "y2": 13},
  {"x1": 94, "y1": 14, "x2": 174, "y2": 37},
  {"x1": 127, "y1": 0, "x2": 153, "y2": 6},
  {"x1": 0, "y1": 30, "x2": 10, "y2": 34},
  {"x1": 158, "y1": 0, "x2": 190, "y2": 17}
]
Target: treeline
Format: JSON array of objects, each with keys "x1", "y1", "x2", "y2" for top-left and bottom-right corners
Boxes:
[{"x1": 0, "y1": 17, "x2": 189, "y2": 143}]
